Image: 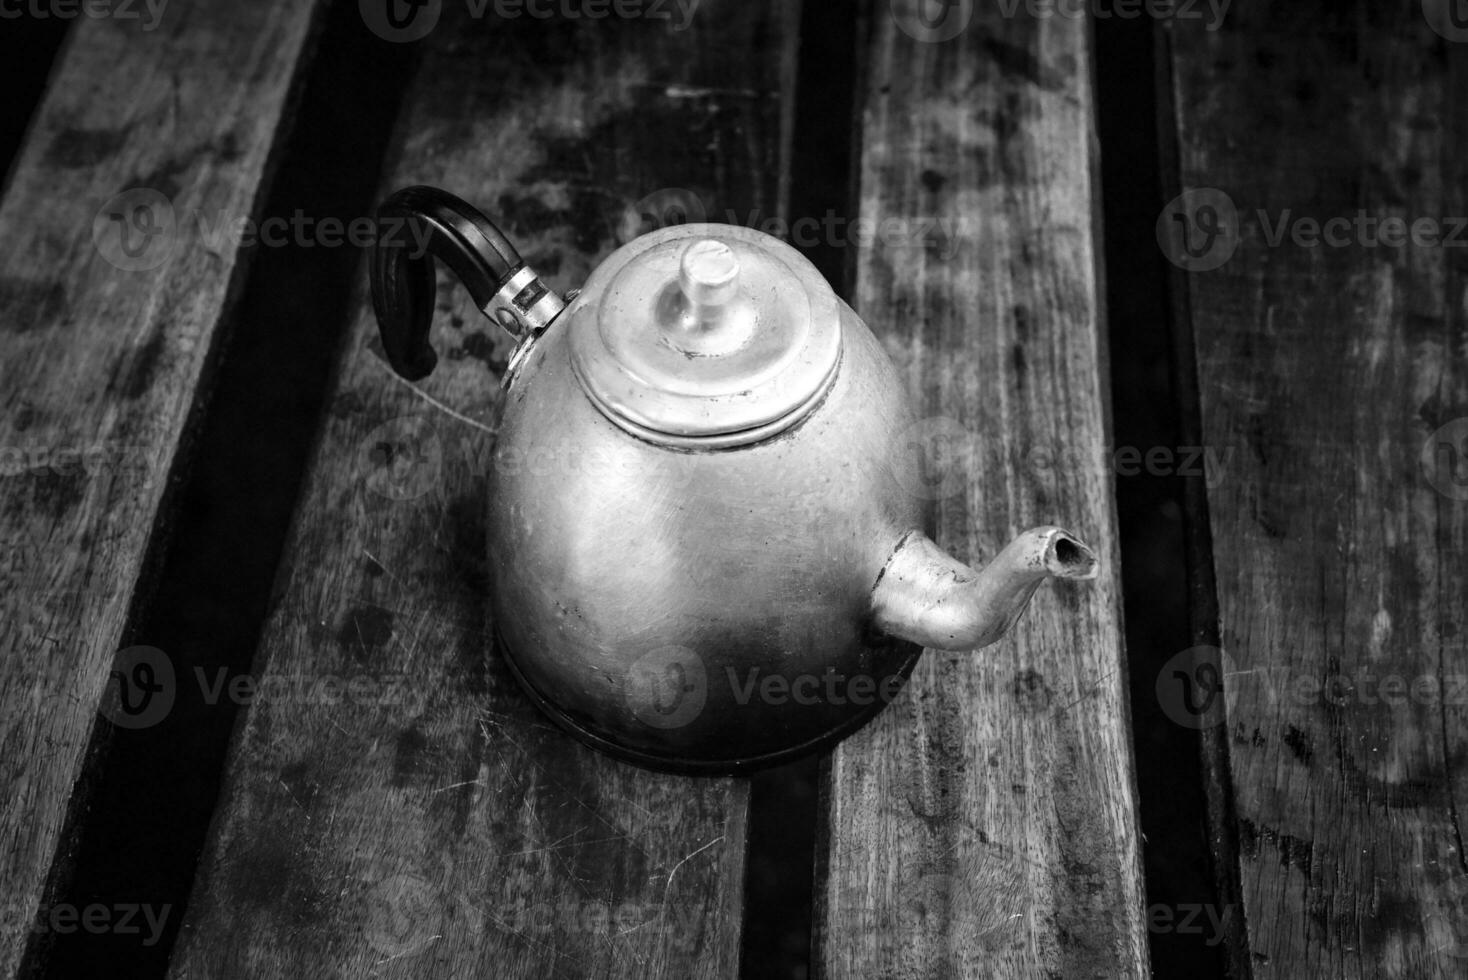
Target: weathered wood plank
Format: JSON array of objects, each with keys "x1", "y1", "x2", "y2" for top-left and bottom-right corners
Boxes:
[
  {"x1": 168, "y1": 3, "x2": 798, "y2": 977},
  {"x1": 0, "y1": 3, "x2": 321, "y2": 975},
  {"x1": 1163, "y1": 3, "x2": 1468, "y2": 975},
  {"x1": 814, "y1": 3, "x2": 1149, "y2": 978}
]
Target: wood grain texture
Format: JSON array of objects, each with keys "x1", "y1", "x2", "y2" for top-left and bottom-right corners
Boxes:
[
  {"x1": 814, "y1": 3, "x2": 1149, "y2": 978},
  {"x1": 167, "y1": 3, "x2": 798, "y2": 977},
  {"x1": 0, "y1": 3, "x2": 320, "y2": 975},
  {"x1": 1165, "y1": 3, "x2": 1468, "y2": 976}
]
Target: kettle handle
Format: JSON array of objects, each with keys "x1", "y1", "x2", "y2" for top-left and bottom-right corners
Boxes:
[{"x1": 370, "y1": 185, "x2": 565, "y2": 381}]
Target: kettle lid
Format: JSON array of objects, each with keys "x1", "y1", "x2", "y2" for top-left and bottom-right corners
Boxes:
[{"x1": 567, "y1": 223, "x2": 842, "y2": 448}]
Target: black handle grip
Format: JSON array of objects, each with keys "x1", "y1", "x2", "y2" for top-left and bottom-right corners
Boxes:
[{"x1": 370, "y1": 185, "x2": 525, "y2": 381}]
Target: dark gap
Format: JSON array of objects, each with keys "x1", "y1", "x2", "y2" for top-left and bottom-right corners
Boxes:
[
  {"x1": 790, "y1": 0, "x2": 863, "y2": 294},
  {"x1": 1093, "y1": 14, "x2": 1232, "y2": 979},
  {"x1": 1150, "y1": 21, "x2": 1251, "y2": 980},
  {"x1": 741, "y1": 755, "x2": 821, "y2": 980},
  {"x1": 35, "y1": 7, "x2": 421, "y2": 979},
  {"x1": 738, "y1": 3, "x2": 859, "y2": 980},
  {"x1": 0, "y1": 16, "x2": 71, "y2": 192}
]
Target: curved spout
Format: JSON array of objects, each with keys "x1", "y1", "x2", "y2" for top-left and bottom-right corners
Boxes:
[{"x1": 870, "y1": 527, "x2": 1099, "y2": 652}]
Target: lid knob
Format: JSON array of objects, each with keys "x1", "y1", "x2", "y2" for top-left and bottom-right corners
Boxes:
[
  {"x1": 664, "y1": 238, "x2": 752, "y2": 356},
  {"x1": 679, "y1": 239, "x2": 740, "y2": 307}
]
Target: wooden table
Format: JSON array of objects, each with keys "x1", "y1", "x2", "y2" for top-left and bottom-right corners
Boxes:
[{"x1": 0, "y1": 1, "x2": 1463, "y2": 977}]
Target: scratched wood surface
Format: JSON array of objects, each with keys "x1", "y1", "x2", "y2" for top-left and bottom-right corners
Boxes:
[
  {"x1": 1163, "y1": 3, "x2": 1468, "y2": 976},
  {"x1": 814, "y1": 4, "x2": 1149, "y2": 978},
  {"x1": 167, "y1": 2, "x2": 799, "y2": 977},
  {"x1": 0, "y1": 3, "x2": 321, "y2": 976}
]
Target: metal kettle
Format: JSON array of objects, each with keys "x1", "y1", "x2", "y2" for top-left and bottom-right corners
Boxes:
[{"x1": 369, "y1": 185, "x2": 1099, "y2": 774}]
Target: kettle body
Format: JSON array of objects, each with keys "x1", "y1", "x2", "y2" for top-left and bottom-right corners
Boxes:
[
  {"x1": 489, "y1": 276, "x2": 924, "y2": 771},
  {"x1": 370, "y1": 187, "x2": 1099, "y2": 773}
]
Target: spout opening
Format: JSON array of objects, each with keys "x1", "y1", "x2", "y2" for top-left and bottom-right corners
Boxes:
[{"x1": 1046, "y1": 532, "x2": 1099, "y2": 580}]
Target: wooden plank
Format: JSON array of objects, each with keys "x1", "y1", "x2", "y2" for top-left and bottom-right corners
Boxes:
[
  {"x1": 167, "y1": 2, "x2": 798, "y2": 977},
  {"x1": 1162, "y1": 3, "x2": 1468, "y2": 975},
  {"x1": 814, "y1": 3, "x2": 1149, "y2": 978},
  {"x1": 0, "y1": 3, "x2": 321, "y2": 976}
]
